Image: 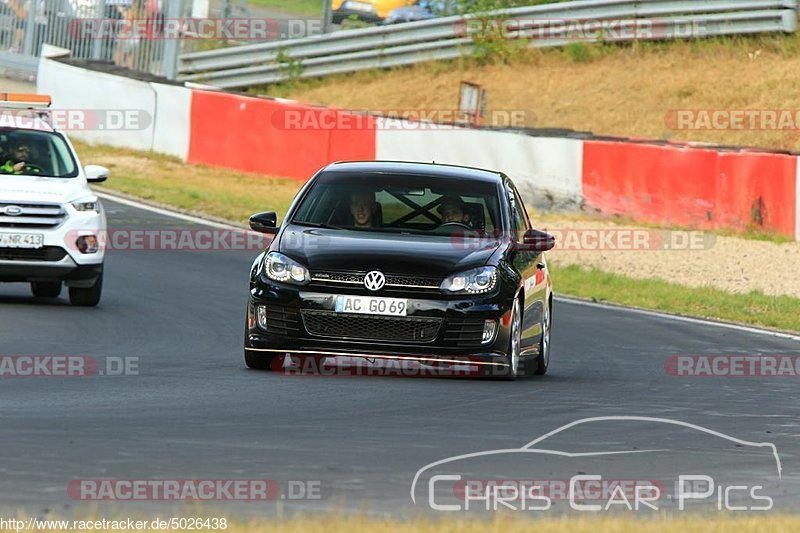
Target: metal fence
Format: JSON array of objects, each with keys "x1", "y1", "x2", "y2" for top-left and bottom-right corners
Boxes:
[
  {"x1": 0, "y1": 0, "x2": 192, "y2": 78},
  {"x1": 179, "y1": 0, "x2": 799, "y2": 89}
]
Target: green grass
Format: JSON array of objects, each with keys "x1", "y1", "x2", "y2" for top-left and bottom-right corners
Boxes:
[
  {"x1": 248, "y1": 0, "x2": 323, "y2": 17},
  {"x1": 75, "y1": 141, "x2": 298, "y2": 224},
  {"x1": 552, "y1": 264, "x2": 800, "y2": 333}
]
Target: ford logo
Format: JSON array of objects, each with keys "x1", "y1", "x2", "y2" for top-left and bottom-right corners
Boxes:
[{"x1": 3, "y1": 206, "x2": 22, "y2": 216}]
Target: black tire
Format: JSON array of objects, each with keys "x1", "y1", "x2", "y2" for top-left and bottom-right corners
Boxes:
[
  {"x1": 31, "y1": 281, "x2": 62, "y2": 298},
  {"x1": 532, "y1": 299, "x2": 552, "y2": 376},
  {"x1": 498, "y1": 297, "x2": 523, "y2": 381},
  {"x1": 68, "y1": 272, "x2": 103, "y2": 307},
  {"x1": 244, "y1": 350, "x2": 282, "y2": 371}
]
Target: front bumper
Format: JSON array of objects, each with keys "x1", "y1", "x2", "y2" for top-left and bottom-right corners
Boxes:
[
  {"x1": 0, "y1": 209, "x2": 105, "y2": 284},
  {"x1": 245, "y1": 280, "x2": 515, "y2": 368},
  {"x1": 0, "y1": 255, "x2": 102, "y2": 285}
]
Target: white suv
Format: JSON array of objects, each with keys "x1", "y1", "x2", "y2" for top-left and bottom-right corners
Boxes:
[{"x1": 0, "y1": 94, "x2": 108, "y2": 306}]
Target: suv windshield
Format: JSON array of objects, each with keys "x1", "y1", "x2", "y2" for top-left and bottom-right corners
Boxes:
[
  {"x1": 292, "y1": 172, "x2": 503, "y2": 236},
  {"x1": 0, "y1": 129, "x2": 78, "y2": 178}
]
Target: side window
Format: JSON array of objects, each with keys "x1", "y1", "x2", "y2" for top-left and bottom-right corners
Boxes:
[{"x1": 507, "y1": 185, "x2": 528, "y2": 238}]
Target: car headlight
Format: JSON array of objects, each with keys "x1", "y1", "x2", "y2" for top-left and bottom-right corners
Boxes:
[
  {"x1": 263, "y1": 252, "x2": 310, "y2": 285},
  {"x1": 440, "y1": 266, "x2": 497, "y2": 294},
  {"x1": 71, "y1": 196, "x2": 101, "y2": 213}
]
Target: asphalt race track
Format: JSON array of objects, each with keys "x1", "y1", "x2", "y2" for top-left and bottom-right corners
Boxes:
[{"x1": 1, "y1": 198, "x2": 799, "y2": 518}]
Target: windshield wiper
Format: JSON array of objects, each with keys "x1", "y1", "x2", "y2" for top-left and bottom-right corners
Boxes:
[{"x1": 292, "y1": 221, "x2": 346, "y2": 230}]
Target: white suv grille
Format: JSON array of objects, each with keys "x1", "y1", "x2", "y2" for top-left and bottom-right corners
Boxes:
[{"x1": 0, "y1": 202, "x2": 66, "y2": 229}]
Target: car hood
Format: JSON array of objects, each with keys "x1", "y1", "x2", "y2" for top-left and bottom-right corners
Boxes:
[
  {"x1": 278, "y1": 225, "x2": 502, "y2": 277},
  {"x1": 0, "y1": 174, "x2": 88, "y2": 204}
]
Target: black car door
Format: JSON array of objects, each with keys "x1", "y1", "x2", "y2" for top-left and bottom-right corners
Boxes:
[{"x1": 507, "y1": 181, "x2": 547, "y2": 352}]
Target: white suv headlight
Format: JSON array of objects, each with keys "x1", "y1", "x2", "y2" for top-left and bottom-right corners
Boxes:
[
  {"x1": 264, "y1": 252, "x2": 310, "y2": 285},
  {"x1": 440, "y1": 266, "x2": 498, "y2": 294},
  {"x1": 71, "y1": 196, "x2": 101, "y2": 213}
]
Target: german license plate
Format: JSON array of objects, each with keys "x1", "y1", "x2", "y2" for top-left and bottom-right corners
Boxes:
[
  {"x1": 335, "y1": 295, "x2": 407, "y2": 317},
  {"x1": 0, "y1": 232, "x2": 43, "y2": 249},
  {"x1": 346, "y1": 1, "x2": 373, "y2": 11}
]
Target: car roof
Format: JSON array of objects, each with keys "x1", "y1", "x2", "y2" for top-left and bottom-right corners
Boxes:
[
  {"x1": 324, "y1": 161, "x2": 506, "y2": 184},
  {"x1": 0, "y1": 113, "x2": 56, "y2": 133}
]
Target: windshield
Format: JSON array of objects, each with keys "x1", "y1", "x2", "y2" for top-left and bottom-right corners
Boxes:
[
  {"x1": 0, "y1": 129, "x2": 78, "y2": 178},
  {"x1": 291, "y1": 172, "x2": 503, "y2": 236}
]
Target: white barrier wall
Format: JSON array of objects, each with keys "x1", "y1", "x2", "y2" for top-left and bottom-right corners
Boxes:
[
  {"x1": 38, "y1": 59, "x2": 156, "y2": 151},
  {"x1": 150, "y1": 82, "x2": 192, "y2": 160},
  {"x1": 37, "y1": 58, "x2": 191, "y2": 159},
  {"x1": 376, "y1": 119, "x2": 584, "y2": 209}
]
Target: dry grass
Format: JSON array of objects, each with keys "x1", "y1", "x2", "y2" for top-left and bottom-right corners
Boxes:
[
  {"x1": 221, "y1": 516, "x2": 800, "y2": 533},
  {"x1": 6, "y1": 515, "x2": 800, "y2": 533},
  {"x1": 73, "y1": 141, "x2": 301, "y2": 224},
  {"x1": 272, "y1": 32, "x2": 800, "y2": 151}
]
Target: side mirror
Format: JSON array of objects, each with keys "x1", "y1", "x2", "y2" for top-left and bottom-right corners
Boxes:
[
  {"x1": 85, "y1": 165, "x2": 109, "y2": 183},
  {"x1": 519, "y1": 228, "x2": 556, "y2": 252},
  {"x1": 249, "y1": 211, "x2": 279, "y2": 234}
]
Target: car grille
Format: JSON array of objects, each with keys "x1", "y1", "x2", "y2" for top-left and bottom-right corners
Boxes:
[
  {"x1": 259, "y1": 304, "x2": 301, "y2": 336},
  {"x1": 0, "y1": 246, "x2": 68, "y2": 262},
  {"x1": 442, "y1": 318, "x2": 487, "y2": 347},
  {"x1": 0, "y1": 202, "x2": 66, "y2": 229},
  {"x1": 301, "y1": 310, "x2": 442, "y2": 343},
  {"x1": 310, "y1": 271, "x2": 442, "y2": 291}
]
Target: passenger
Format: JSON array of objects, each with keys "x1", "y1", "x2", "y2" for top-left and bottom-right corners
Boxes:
[
  {"x1": 349, "y1": 190, "x2": 379, "y2": 228},
  {"x1": 437, "y1": 195, "x2": 470, "y2": 226}
]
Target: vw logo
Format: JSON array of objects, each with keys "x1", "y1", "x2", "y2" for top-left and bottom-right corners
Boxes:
[
  {"x1": 3, "y1": 205, "x2": 22, "y2": 216},
  {"x1": 364, "y1": 270, "x2": 386, "y2": 291}
]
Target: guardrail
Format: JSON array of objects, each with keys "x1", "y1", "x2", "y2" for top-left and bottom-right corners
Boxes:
[
  {"x1": 178, "y1": 0, "x2": 799, "y2": 89},
  {"x1": 0, "y1": 0, "x2": 192, "y2": 78}
]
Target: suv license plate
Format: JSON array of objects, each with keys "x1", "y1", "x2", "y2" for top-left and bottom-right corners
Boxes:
[{"x1": 0, "y1": 232, "x2": 44, "y2": 249}]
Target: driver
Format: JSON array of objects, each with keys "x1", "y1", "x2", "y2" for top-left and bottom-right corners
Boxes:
[
  {"x1": 437, "y1": 195, "x2": 471, "y2": 226},
  {"x1": 349, "y1": 190, "x2": 379, "y2": 228},
  {"x1": 0, "y1": 143, "x2": 41, "y2": 175}
]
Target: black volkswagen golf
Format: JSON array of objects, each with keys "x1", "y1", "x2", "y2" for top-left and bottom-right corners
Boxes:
[{"x1": 244, "y1": 161, "x2": 556, "y2": 379}]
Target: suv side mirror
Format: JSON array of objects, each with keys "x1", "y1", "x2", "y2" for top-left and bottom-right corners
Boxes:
[
  {"x1": 519, "y1": 228, "x2": 556, "y2": 252},
  {"x1": 85, "y1": 165, "x2": 109, "y2": 183},
  {"x1": 249, "y1": 212, "x2": 278, "y2": 234}
]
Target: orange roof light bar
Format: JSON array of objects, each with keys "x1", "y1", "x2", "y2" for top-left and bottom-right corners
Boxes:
[{"x1": 0, "y1": 93, "x2": 52, "y2": 107}]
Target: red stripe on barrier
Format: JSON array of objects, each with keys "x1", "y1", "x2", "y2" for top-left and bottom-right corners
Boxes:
[
  {"x1": 187, "y1": 91, "x2": 376, "y2": 179},
  {"x1": 582, "y1": 141, "x2": 797, "y2": 238}
]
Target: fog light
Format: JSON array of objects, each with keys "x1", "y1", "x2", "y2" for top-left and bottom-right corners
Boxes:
[
  {"x1": 482, "y1": 320, "x2": 497, "y2": 344},
  {"x1": 247, "y1": 306, "x2": 256, "y2": 330},
  {"x1": 256, "y1": 305, "x2": 268, "y2": 330},
  {"x1": 76, "y1": 235, "x2": 98, "y2": 254}
]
